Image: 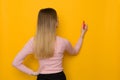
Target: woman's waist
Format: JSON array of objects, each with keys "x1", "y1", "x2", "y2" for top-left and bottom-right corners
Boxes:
[{"x1": 38, "y1": 68, "x2": 63, "y2": 74}]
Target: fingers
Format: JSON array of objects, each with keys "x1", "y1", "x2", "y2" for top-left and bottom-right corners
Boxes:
[{"x1": 82, "y1": 22, "x2": 88, "y2": 30}]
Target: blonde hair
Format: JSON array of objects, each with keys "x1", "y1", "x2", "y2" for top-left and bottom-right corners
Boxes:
[{"x1": 33, "y1": 8, "x2": 58, "y2": 59}]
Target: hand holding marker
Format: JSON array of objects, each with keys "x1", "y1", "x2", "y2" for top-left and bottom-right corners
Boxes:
[
  {"x1": 83, "y1": 21, "x2": 86, "y2": 29},
  {"x1": 81, "y1": 21, "x2": 88, "y2": 37}
]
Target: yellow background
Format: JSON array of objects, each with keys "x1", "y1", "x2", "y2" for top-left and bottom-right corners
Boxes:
[{"x1": 0, "y1": 0, "x2": 120, "y2": 80}]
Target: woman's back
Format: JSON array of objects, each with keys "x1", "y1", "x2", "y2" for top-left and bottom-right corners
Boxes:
[
  {"x1": 12, "y1": 36, "x2": 71, "y2": 74},
  {"x1": 37, "y1": 36, "x2": 67, "y2": 74}
]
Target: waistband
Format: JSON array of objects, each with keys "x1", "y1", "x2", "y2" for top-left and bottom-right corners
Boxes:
[{"x1": 38, "y1": 71, "x2": 64, "y2": 75}]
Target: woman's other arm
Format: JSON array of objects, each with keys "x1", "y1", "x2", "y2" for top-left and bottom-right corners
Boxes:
[
  {"x1": 12, "y1": 37, "x2": 39, "y2": 76},
  {"x1": 65, "y1": 23, "x2": 88, "y2": 55}
]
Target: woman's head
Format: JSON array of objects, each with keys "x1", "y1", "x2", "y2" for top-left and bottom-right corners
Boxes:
[
  {"x1": 33, "y1": 8, "x2": 58, "y2": 59},
  {"x1": 37, "y1": 8, "x2": 58, "y2": 28}
]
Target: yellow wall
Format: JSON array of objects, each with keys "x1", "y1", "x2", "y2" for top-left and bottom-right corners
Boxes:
[{"x1": 0, "y1": 0, "x2": 120, "y2": 80}]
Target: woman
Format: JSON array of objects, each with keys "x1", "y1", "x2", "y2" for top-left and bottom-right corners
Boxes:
[{"x1": 12, "y1": 8, "x2": 88, "y2": 80}]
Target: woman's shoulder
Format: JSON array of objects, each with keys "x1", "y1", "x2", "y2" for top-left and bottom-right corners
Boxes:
[
  {"x1": 31, "y1": 36, "x2": 35, "y2": 40},
  {"x1": 57, "y1": 36, "x2": 68, "y2": 43}
]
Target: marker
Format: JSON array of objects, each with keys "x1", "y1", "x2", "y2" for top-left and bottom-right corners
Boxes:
[{"x1": 83, "y1": 21, "x2": 86, "y2": 29}]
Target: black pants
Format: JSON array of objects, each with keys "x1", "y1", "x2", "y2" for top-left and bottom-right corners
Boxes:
[{"x1": 37, "y1": 71, "x2": 66, "y2": 80}]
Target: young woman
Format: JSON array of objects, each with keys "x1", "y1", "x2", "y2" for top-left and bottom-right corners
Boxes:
[{"x1": 12, "y1": 8, "x2": 88, "y2": 80}]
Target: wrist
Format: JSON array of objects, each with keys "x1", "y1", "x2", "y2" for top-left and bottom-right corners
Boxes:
[
  {"x1": 81, "y1": 32, "x2": 84, "y2": 38},
  {"x1": 32, "y1": 71, "x2": 40, "y2": 76}
]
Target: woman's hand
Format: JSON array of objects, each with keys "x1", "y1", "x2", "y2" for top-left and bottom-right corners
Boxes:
[
  {"x1": 31, "y1": 71, "x2": 40, "y2": 76},
  {"x1": 81, "y1": 21, "x2": 88, "y2": 38}
]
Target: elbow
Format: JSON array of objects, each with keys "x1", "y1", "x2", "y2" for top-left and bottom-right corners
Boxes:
[
  {"x1": 12, "y1": 61, "x2": 16, "y2": 67},
  {"x1": 71, "y1": 49, "x2": 78, "y2": 56},
  {"x1": 74, "y1": 50, "x2": 78, "y2": 56},
  {"x1": 12, "y1": 61, "x2": 19, "y2": 67}
]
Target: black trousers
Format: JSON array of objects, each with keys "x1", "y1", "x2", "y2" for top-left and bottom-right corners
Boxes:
[{"x1": 37, "y1": 71, "x2": 66, "y2": 80}]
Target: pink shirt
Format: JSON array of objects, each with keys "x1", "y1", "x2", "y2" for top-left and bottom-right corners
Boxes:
[{"x1": 12, "y1": 36, "x2": 83, "y2": 75}]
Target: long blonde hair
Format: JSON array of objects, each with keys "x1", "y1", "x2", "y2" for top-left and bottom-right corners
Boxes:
[{"x1": 33, "y1": 8, "x2": 58, "y2": 59}]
